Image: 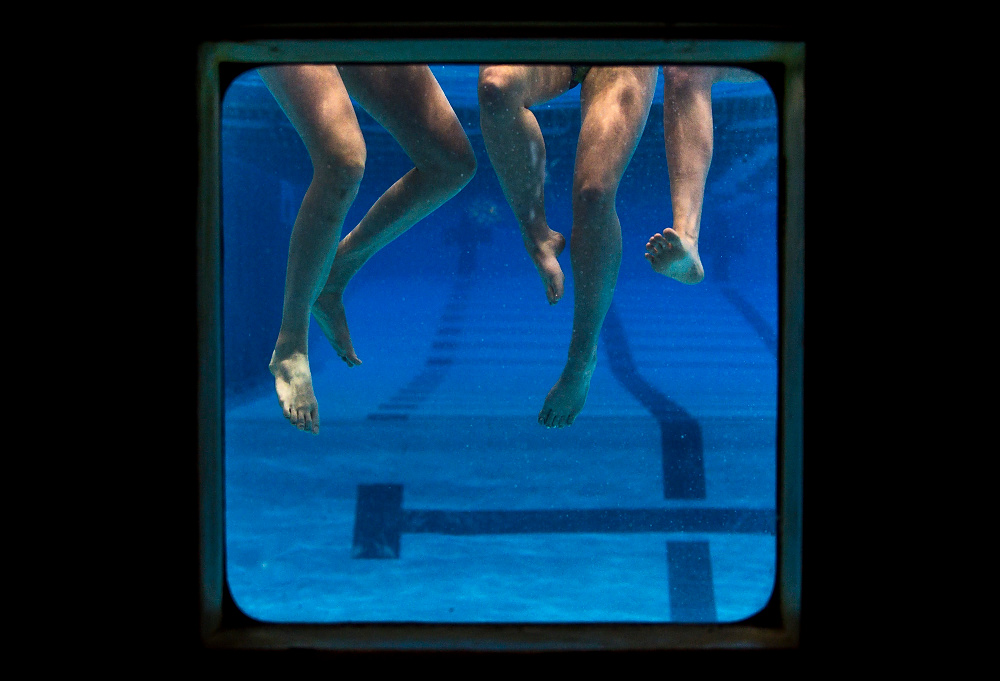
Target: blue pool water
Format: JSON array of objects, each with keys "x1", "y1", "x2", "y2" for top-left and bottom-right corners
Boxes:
[{"x1": 220, "y1": 65, "x2": 779, "y2": 623}]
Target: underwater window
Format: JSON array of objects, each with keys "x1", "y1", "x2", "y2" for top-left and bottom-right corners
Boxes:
[{"x1": 198, "y1": 31, "x2": 804, "y2": 650}]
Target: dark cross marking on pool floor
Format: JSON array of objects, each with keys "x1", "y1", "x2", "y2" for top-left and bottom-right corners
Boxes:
[
  {"x1": 352, "y1": 484, "x2": 773, "y2": 558},
  {"x1": 354, "y1": 290, "x2": 776, "y2": 621},
  {"x1": 351, "y1": 484, "x2": 772, "y2": 620},
  {"x1": 357, "y1": 209, "x2": 777, "y2": 620}
]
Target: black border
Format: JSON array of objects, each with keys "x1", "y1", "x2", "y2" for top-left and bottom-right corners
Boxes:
[{"x1": 147, "y1": 18, "x2": 830, "y2": 669}]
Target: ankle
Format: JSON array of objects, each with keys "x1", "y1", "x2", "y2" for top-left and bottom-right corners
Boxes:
[
  {"x1": 271, "y1": 336, "x2": 307, "y2": 363},
  {"x1": 314, "y1": 289, "x2": 344, "y2": 306},
  {"x1": 563, "y1": 347, "x2": 598, "y2": 373},
  {"x1": 521, "y1": 226, "x2": 561, "y2": 253}
]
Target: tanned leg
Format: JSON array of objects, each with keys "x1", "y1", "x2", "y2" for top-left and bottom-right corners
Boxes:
[
  {"x1": 312, "y1": 65, "x2": 477, "y2": 367},
  {"x1": 539, "y1": 66, "x2": 658, "y2": 427}
]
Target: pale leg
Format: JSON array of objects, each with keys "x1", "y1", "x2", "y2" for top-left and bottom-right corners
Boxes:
[
  {"x1": 645, "y1": 65, "x2": 720, "y2": 284},
  {"x1": 259, "y1": 65, "x2": 367, "y2": 434},
  {"x1": 478, "y1": 65, "x2": 576, "y2": 305}
]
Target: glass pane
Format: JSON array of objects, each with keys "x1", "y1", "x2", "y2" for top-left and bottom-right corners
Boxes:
[{"x1": 221, "y1": 64, "x2": 778, "y2": 623}]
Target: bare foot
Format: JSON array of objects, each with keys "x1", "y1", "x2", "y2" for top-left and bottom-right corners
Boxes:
[
  {"x1": 645, "y1": 228, "x2": 704, "y2": 284},
  {"x1": 269, "y1": 349, "x2": 320, "y2": 434},
  {"x1": 313, "y1": 291, "x2": 362, "y2": 367},
  {"x1": 537, "y1": 349, "x2": 598, "y2": 428},
  {"x1": 524, "y1": 229, "x2": 567, "y2": 305}
]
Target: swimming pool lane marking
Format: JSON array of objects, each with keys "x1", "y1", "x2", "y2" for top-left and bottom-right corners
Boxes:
[
  {"x1": 600, "y1": 301, "x2": 706, "y2": 500},
  {"x1": 667, "y1": 540, "x2": 717, "y2": 621},
  {"x1": 355, "y1": 247, "x2": 775, "y2": 620},
  {"x1": 600, "y1": 301, "x2": 716, "y2": 619},
  {"x1": 365, "y1": 246, "x2": 475, "y2": 422},
  {"x1": 603, "y1": 286, "x2": 776, "y2": 623},
  {"x1": 351, "y1": 483, "x2": 774, "y2": 558},
  {"x1": 350, "y1": 483, "x2": 769, "y2": 622}
]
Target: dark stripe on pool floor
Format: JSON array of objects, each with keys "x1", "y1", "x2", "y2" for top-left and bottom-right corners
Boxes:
[
  {"x1": 601, "y1": 302, "x2": 705, "y2": 500},
  {"x1": 351, "y1": 483, "x2": 770, "y2": 621},
  {"x1": 667, "y1": 541, "x2": 717, "y2": 621},
  {"x1": 352, "y1": 483, "x2": 774, "y2": 558}
]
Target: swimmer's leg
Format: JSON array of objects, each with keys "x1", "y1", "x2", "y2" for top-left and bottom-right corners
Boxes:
[
  {"x1": 260, "y1": 64, "x2": 366, "y2": 433},
  {"x1": 645, "y1": 228, "x2": 703, "y2": 284},
  {"x1": 645, "y1": 65, "x2": 719, "y2": 284},
  {"x1": 314, "y1": 65, "x2": 477, "y2": 364},
  {"x1": 537, "y1": 348, "x2": 598, "y2": 429},
  {"x1": 478, "y1": 65, "x2": 575, "y2": 305},
  {"x1": 539, "y1": 66, "x2": 657, "y2": 427}
]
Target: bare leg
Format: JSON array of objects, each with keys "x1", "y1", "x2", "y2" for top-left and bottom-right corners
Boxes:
[
  {"x1": 645, "y1": 65, "x2": 720, "y2": 284},
  {"x1": 478, "y1": 65, "x2": 576, "y2": 305},
  {"x1": 313, "y1": 65, "x2": 477, "y2": 366},
  {"x1": 539, "y1": 66, "x2": 658, "y2": 427},
  {"x1": 259, "y1": 65, "x2": 367, "y2": 434}
]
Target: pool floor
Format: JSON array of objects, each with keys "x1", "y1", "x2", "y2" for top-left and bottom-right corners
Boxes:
[{"x1": 224, "y1": 262, "x2": 778, "y2": 624}]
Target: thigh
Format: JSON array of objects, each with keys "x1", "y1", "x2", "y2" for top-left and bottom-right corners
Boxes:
[
  {"x1": 258, "y1": 64, "x2": 364, "y2": 163},
  {"x1": 575, "y1": 66, "x2": 658, "y2": 185},
  {"x1": 662, "y1": 64, "x2": 720, "y2": 90},
  {"x1": 337, "y1": 64, "x2": 471, "y2": 166},
  {"x1": 479, "y1": 63, "x2": 577, "y2": 108}
]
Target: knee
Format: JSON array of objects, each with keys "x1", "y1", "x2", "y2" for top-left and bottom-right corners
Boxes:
[
  {"x1": 444, "y1": 140, "x2": 478, "y2": 189},
  {"x1": 453, "y1": 145, "x2": 478, "y2": 189},
  {"x1": 312, "y1": 146, "x2": 366, "y2": 199},
  {"x1": 662, "y1": 65, "x2": 716, "y2": 93},
  {"x1": 478, "y1": 68, "x2": 521, "y2": 117},
  {"x1": 419, "y1": 135, "x2": 477, "y2": 194},
  {"x1": 573, "y1": 176, "x2": 617, "y2": 220}
]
